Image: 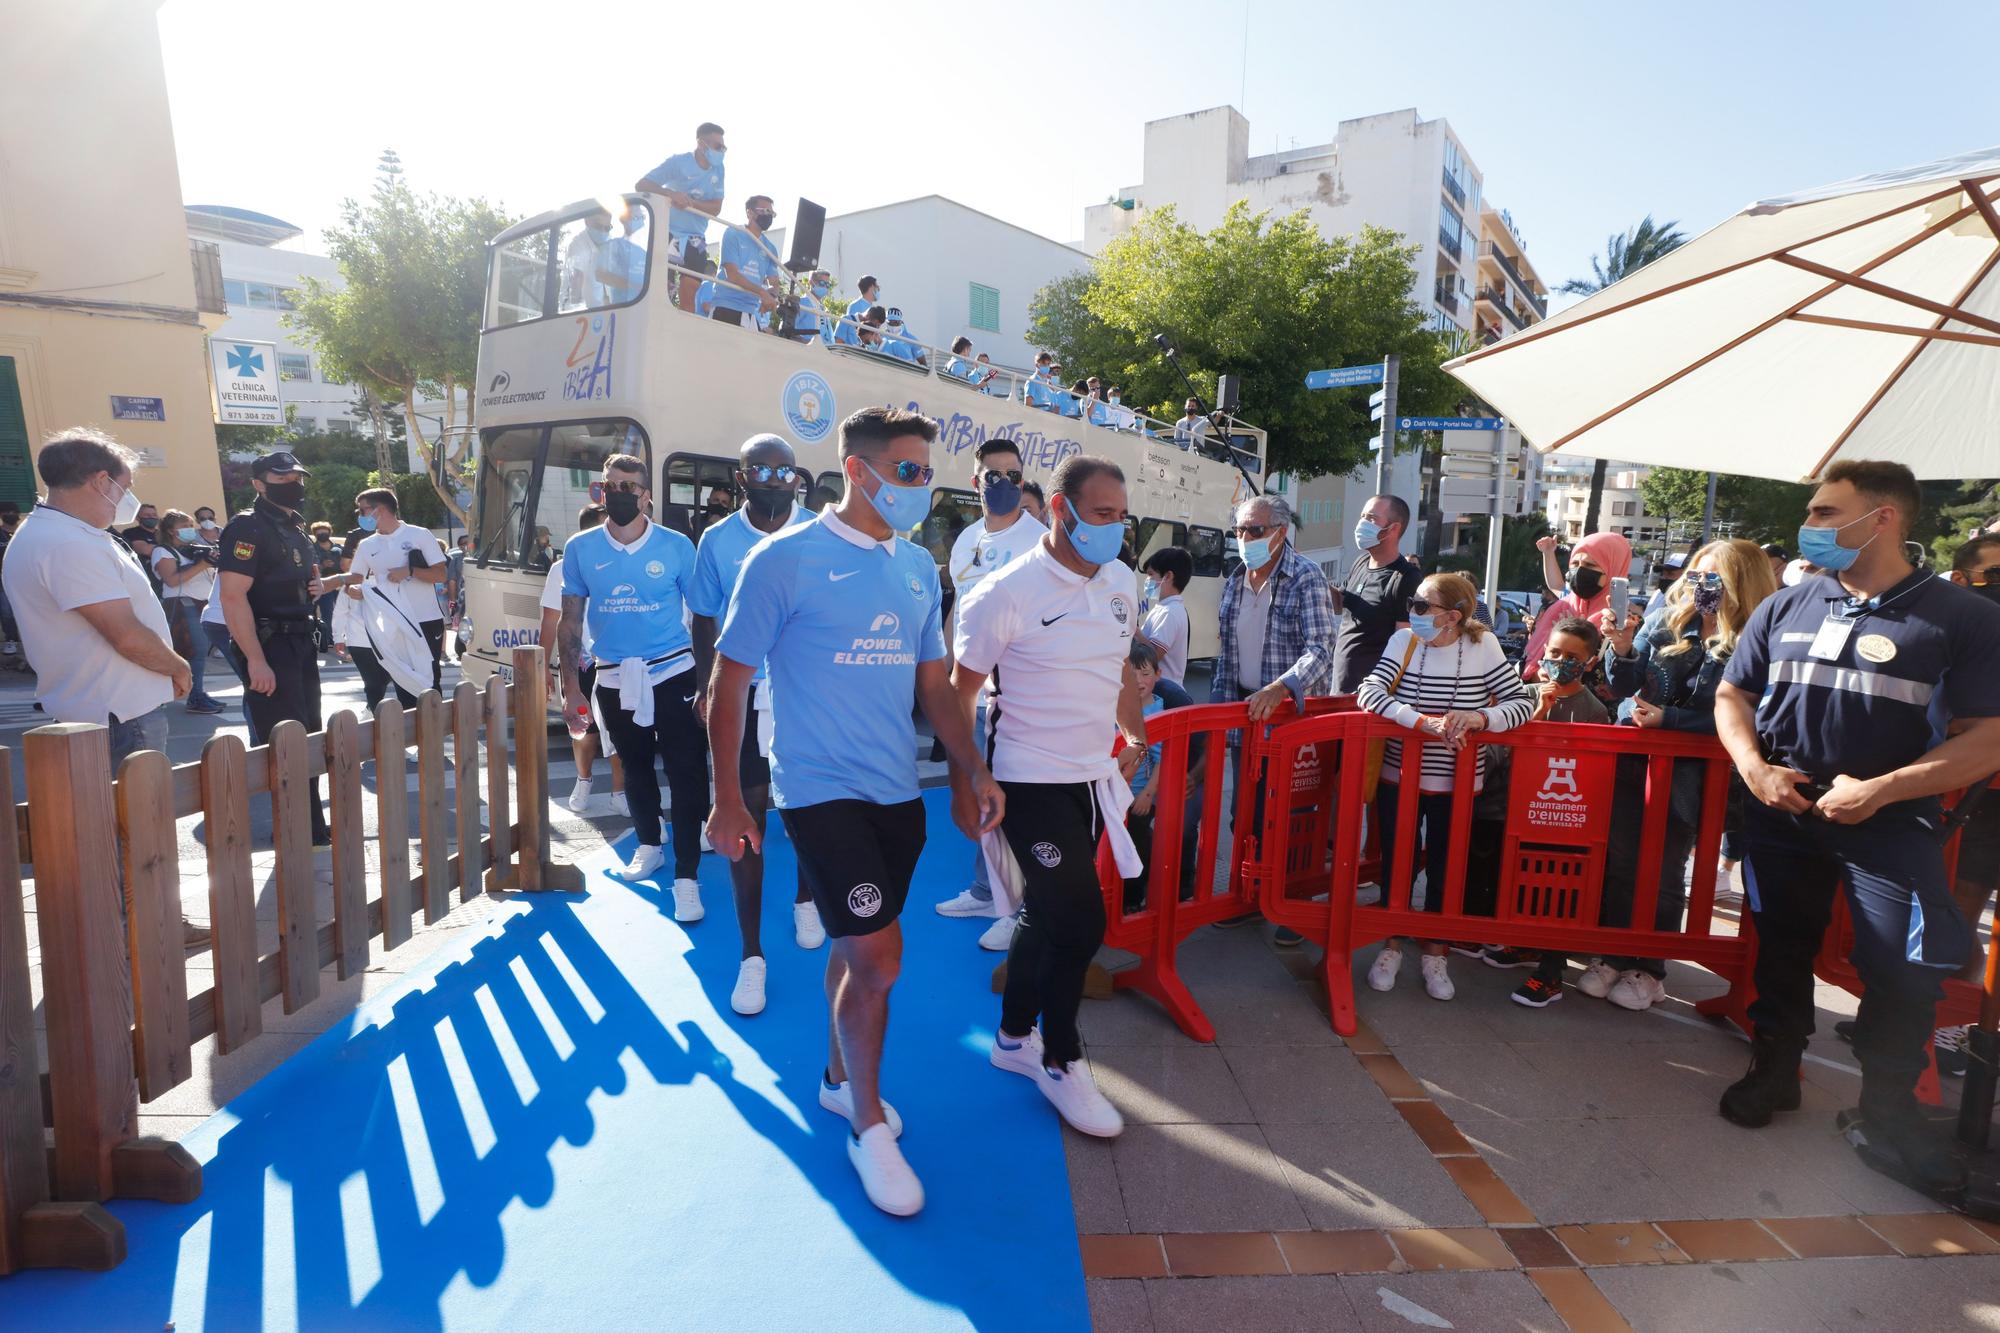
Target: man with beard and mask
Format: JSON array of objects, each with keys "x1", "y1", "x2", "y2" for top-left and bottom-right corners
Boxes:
[
  {"x1": 1713, "y1": 461, "x2": 2000, "y2": 1201},
  {"x1": 559, "y1": 454, "x2": 709, "y2": 918},
  {"x1": 123, "y1": 499, "x2": 164, "y2": 598},
  {"x1": 690, "y1": 433, "x2": 820, "y2": 1016},
  {"x1": 934, "y1": 439, "x2": 1048, "y2": 948},
  {"x1": 218, "y1": 450, "x2": 343, "y2": 844},
  {"x1": 1331, "y1": 493, "x2": 1420, "y2": 694}
]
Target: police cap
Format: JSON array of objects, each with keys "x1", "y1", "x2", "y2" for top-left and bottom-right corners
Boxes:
[{"x1": 250, "y1": 450, "x2": 311, "y2": 478}]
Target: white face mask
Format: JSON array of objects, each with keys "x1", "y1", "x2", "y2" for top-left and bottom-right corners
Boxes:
[{"x1": 105, "y1": 476, "x2": 141, "y2": 527}]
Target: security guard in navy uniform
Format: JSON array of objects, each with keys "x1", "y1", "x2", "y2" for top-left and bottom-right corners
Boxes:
[
  {"x1": 218, "y1": 451, "x2": 343, "y2": 842},
  {"x1": 1714, "y1": 459, "x2": 2000, "y2": 1198}
]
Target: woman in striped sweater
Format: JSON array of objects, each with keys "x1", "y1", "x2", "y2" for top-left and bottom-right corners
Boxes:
[{"x1": 1357, "y1": 572, "x2": 1534, "y2": 1000}]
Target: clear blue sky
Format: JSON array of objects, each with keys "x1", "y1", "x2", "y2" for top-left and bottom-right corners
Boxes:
[{"x1": 160, "y1": 0, "x2": 2000, "y2": 298}]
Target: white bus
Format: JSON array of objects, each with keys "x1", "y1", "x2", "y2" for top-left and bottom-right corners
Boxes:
[{"x1": 460, "y1": 194, "x2": 1268, "y2": 689}]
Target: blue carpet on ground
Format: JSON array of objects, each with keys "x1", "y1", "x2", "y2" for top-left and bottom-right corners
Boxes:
[{"x1": 6, "y1": 788, "x2": 1087, "y2": 1331}]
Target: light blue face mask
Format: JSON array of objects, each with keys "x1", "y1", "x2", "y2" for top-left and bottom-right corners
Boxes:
[
  {"x1": 1354, "y1": 518, "x2": 1382, "y2": 549},
  {"x1": 860, "y1": 460, "x2": 931, "y2": 531},
  {"x1": 177, "y1": 527, "x2": 199, "y2": 543},
  {"x1": 358, "y1": 513, "x2": 378, "y2": 532},
  {"x1": 812, "y1": 283, "x2": 829, "y2": 297},
  {"x1": 1240, "y1": 536, "x2": 1273, "y2": 570},
  {"x1": 1797, "y1": 508, "x2": 1882, "y2": 573},
  {"x1": 705, "y1": 145, "x2": 725, "y2": 163},
  {"x1": 1143, "y1": 577, "x2": 1160, "y2": 602},
  {"x1": 1061, "y1": 503, "x2": 1125, "y2": 566},
  {"x1": 1408, "y1": 612, "x2": 1440, "y2": 642}
]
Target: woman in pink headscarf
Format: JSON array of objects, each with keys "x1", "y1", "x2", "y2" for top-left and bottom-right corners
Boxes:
[{"x1": 1521, "y1": 530, "x2": 1632, "y2": 681}]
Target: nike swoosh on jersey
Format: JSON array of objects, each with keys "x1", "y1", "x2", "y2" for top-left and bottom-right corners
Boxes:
[
  {"x1": 595, "y1": 561, "x2": 614, "y2": 570},
  {"x1": 1040, "y1": 613, "x2": 1068, "y2": 626},
  {"x1": 829, "y1": 570, "x2": 859, "y2": 582}
]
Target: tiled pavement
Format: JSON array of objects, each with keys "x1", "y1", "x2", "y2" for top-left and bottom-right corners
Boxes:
[{"x1": 1069, "y1": 914, "x2": 2000, "y2": 1330}]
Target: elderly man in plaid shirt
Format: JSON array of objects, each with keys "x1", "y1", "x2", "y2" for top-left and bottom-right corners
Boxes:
[{"x1": 1213, "y1": 494, "x2": 1337, "y2": 715}]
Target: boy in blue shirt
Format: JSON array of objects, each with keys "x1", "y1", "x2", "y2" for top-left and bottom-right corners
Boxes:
[
  {"x1": 636, "y1": 120, "x2": 727, "y2": 311},
  {"x1": 690, "y1": 432, "x2": 816, "y2": 1018},
  {"x1": 558, "y1": 454, "x2": 710, "y2": 919},
  {"x1": 707, "y1": 406, "x2": 1001, "y2": 1218}
]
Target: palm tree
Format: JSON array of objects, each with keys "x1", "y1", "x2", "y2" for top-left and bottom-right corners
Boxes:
[{"x1": 1559, "y1": 215, "x2": 1688, "y2": 531}]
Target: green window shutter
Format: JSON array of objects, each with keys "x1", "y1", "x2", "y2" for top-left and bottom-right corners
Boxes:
[
  {"x1": 0, "y1": 357, "x2": 35, "y2": 508},
  {"x1": 969, "y1": 283, "x2": 999, "y2": 332}
]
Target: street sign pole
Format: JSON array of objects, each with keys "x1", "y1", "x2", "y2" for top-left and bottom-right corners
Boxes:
[
  {"x1": 1484, "y1": 429, "x2": 1507, "y2": 612},
  {"x1": 1374, "y1": 354, "x2": 1399, "y2": 493}
]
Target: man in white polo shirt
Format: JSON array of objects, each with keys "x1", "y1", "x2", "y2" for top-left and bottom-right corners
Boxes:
[
  {"x1": 3, "y1": 429, "x2": 205, "y2": 946},
  {"x1": 954, "y1": 454, "x2": 1149, "y2": 1140},
  {"x1": 345, "y1": 486, "x2": 450, "y2": 707},
  {"x1": 936, "y1": 437, "x2": 1046, "y2": 942}
]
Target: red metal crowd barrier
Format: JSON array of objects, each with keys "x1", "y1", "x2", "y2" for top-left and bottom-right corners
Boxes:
[
  {"x1": 1094, "y1": 697, "x2": 1352, "y2": 1041},
  {"x1": 1249, "y1": 709, "x2": 1745, "y2": 1038}
]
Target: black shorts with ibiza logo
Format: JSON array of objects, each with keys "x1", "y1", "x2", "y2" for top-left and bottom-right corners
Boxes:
[{"x1": 778, "y1": 797, "x2": 926, "y2": 939}]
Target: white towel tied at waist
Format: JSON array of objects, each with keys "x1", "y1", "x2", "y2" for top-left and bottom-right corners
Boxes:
[
  {"x1": 978, "y1": 764, "x2": 1143, "y2": 920},
  {"x1": 753, "y1": 681, "x2": 775, "y2": 758},
  {"x1": 598, "y1": 649, "x2": 692, "y2": 728}
]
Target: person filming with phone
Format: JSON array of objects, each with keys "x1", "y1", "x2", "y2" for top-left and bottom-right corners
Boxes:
[{"x1": 1521, "y1": 530, "x2": 1631, "y2": 686}]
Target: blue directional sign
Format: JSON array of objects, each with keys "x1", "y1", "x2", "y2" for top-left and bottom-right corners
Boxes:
[
  {"x1": 1304, "y1": 363, "x2": 1386, "y2": 390},
  {"x1": 1397, "y1": 416, "x2": 1504, "y2": 431}
]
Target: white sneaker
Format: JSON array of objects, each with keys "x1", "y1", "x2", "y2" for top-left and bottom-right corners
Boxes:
[
  {"x1": 848, "y1": 1122, "x2": 923, "y2": 1217},
  {"x1": 731, "y1": 957, "x2": 766, "y2": 1015},
  {"x1": 818, "y1": 1078, "x2": 904, "y2": 1138},
  {"x1": 565, "y1": 777, "x2": 594, "y2": 813},
  {"x1": 1355, "y1": 882, "x2": 1382, "y2": 907},
  {"x1": 671, "y1": 877, "x2": 704, "y2": 923},
  {"x1": 616, "y1": 844, "x2": 666, "y2": 882},
  {"x1": 794, "y1": 901, "x2": 826, "y2": 950},
  {"x1": 990, "y1": 1027, "x2": 1045, "y2": 1078},
  {"x1": 1606, "y1": 970, "x2": 1667, "y2": 1011},
  {"x1": 1420, "y1": 954, "x2": 1455, "y2": 1001},
  {"x1": 978, "y1": 915, "x2": 1018, "y2": 952},
  {"x1": 1575, "y1": 960, "x2": 1620, "y2": 999},
  {"x1": 610, "y1": 790, "x2": 630, "y2": 817},
  {"x1": 1367, "y1": 947, "x2": 1403, "y2": 992},
  {"x1": 936, "y1": 888, "x2": 999, "y2": 918},
  {"x1": 1035, "y1": 1059, "x2": 1125, "y2": 1137}
]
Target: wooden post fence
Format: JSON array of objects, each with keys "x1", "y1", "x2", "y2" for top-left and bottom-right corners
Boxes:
[{"x1": 0, "y1": 647, "x2": 573, "y2": 1275}]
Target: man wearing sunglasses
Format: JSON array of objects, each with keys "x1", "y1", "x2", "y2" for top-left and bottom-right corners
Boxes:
[
  {"x1": 559, "y1": 455, "x2": 710, "y2": 917},
  {"x1": 1213, "y1": 494, "x2": 1336, "y2": 720},
  {"x1": 690, "y1": 434, "x2": 819, "y2": 1017},
  {"x1": 937, "y1": 439, "x2": 1048, "y2": 944},
  {"x1": 708, "y1": 406, "x2": 1001, "y2": 1218}
]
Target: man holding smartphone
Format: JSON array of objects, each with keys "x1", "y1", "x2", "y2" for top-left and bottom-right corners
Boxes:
[{"x1": 346, "y1": 487, "x2": 450, "y2": 702}]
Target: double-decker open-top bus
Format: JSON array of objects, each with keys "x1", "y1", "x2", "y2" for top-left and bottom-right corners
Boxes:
[{"x1": 462, "y1": 194, "x2": 1267, "y2": 688}]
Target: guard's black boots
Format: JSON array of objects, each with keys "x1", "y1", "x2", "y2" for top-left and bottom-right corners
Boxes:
[
  {"x1": 1719, "y1": 1035, "x2": 1804, "y2": 1127},
  {"x1": 1855, "y1": 1090, "x2": 1968, "y2": 1197}
]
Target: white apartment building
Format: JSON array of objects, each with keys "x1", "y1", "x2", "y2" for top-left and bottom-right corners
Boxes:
[
  {"x1": 1542, "y1": 454, "x2": 1670, "y2": 559},
  {"x1": 1084, "y1": 107, "x2": 1550, "y2": 572},
  {"x1": 774, "y1": 195, "x2": 1090, "y2": 370}
]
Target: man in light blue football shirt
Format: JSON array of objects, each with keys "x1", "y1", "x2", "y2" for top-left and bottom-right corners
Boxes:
[
  {"x1": 713, "y1": 196, "x2": 782, "y2": 329},
  {"x1": 636, "y1": 120, "x2": 727, "y2": 311},
  {"x1": 691, "y1": 432, "x2": 816, "y2": 1017},
  {"x1": 707, "y1": 406, "x2": 1002, "y2": 1219},
  {"x1": 559, "y1": 454, "x2": 710, "y2": 918}
]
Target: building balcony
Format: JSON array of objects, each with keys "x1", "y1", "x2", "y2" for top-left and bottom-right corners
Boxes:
[
  {"x1": 1434, "y1": 287, "x2": 1460, "y2": 314},
  {"x1": 1437, "y1": 227, "x2": 1462, "y2": 262},
  {"x1": 1476, "y1": 288, "x2": 1528, "y2": 330},
  {"x1": 1480, "y1": 325, "x2": 1502, "y2": 346},
  {"x1": 1477, "y1": 241, "x2": 1547, "y2": 317},
  {"x1": 190, "y1": 240, "x2": 226, "y2": 314},
  {"x1": 1442, "y1": 167, "x2": 1467, "y2": 209}
]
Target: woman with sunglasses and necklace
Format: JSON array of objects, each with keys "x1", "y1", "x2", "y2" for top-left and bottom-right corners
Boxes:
[
  {"x1": 1582, "y1": 538, "x2": 1777, "y2": 1010},
  {"x1": 1359, "y1": 572, "x2": 1534, "y2": 1000}
]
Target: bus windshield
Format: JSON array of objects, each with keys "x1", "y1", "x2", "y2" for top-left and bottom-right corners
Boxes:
[
  {"x1": 487, "y1": 201, "x2": 653, "y2": 328},
  {"x1": 475, "y1": 420, "x2": 650, "y2": 570}
]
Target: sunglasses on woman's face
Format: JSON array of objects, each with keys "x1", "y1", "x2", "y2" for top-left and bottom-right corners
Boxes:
[
  {"x1": 869, "y1": 459, "x2": 936, "y2": 486},
  {"x1": 740, "y1": 463, "x2": 800, "y2": 486},
  {"x1": 1685, "y1": 571, "x2": 1725, "y2": 591},
  {"x1": 1408, "y1": 597, "x2": 1446, "y2": 615}
]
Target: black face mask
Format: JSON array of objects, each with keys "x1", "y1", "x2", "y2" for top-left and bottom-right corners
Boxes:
[
  {"x1": 743, "y1": 487, "x2": 792, "y2": 522},
  {"x1": 604, "y1": 491, "x2": 644, "y2": 526},
  {"x1": 1569, "y1": 567, "x2": 1605, "y2": 599},
  {"x1": 1973, "y1": 582, "x2": 2000, "y2": 607},
  {"x1": 749, "y1": 209, "x2": 776, "y2": 229},
  {"x1": 263, "y1": 480, "x2": 306, "y2": 511}
]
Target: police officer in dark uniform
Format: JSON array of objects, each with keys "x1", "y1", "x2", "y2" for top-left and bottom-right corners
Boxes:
[
  {"x1": 1714, "y1": 459, "x2": 2000, "y2": 1197},
  {"x1": 218, "y1": 450, "x2": 343, "y2": 841}
]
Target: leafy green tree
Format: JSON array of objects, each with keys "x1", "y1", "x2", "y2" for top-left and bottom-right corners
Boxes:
[
  {"x1": 1640, "y1": 466, "x2": 1814, "y2": 544},
  {"x1": 1028, "y1": 202, "x2": 1454, "y2": 480},
  {"x1": 1435, "y1": 512, "x2": 1555, "y2": 592},
  {"x1": 1558, "y1": 214, "x2": 1689, "y2": 531},
  {"x1": 288, "y1": 152, "x2": 512, "y2": 521}
]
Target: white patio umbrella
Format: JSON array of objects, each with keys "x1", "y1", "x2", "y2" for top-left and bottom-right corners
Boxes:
[{"x1": 1445, "y1": 148, "x2": 2000, "y2": 481}]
